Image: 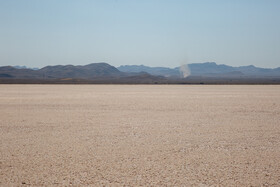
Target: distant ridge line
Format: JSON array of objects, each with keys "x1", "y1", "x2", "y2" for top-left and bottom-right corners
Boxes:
[{"x1": 0, "y1": 62, "x2": 279, "y2": 84}]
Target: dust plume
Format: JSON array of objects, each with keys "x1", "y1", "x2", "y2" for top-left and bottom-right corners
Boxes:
[{"x1": 179, "y1": 64, "x2": 191, "y2": 78}]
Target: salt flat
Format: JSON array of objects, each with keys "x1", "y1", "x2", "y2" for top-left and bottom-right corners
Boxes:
[{"x1": 0, "y1": 85, "x2": 280, "y2": 186}]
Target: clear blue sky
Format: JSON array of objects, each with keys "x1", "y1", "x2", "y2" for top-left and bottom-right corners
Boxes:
[{"x1": 0, "y1": 0, "x2": 279, "y2": 68}]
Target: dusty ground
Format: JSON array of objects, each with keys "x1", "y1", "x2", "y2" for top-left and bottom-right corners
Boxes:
[{"x1": 0, "y1": 85, "x2": 280, "y2": 186}]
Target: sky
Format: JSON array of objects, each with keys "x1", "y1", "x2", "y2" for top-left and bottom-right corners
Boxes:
[{"x1": 0, "y1": 0, "x2": 279, "y2": 68}]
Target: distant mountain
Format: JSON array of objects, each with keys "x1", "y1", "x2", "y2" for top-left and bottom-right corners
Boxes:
[
  {"x1": 14, "y1": 66, "x2": 39, "y2": 70},
  {"x1": 118, "y1": 62, "x2": 280, "y2": 78},
  {"x1": 118, "y1": 65, "x2": 179, "y2": 77},
  {"x1": 186, "y1": 62, "x2": 280, "y2": 76},
  {"x1": 38, "y1": 63, "x2": 123, "y2": 79},
  {"x1": 0, "y1": 63, "x2": 125, "y2": 79},
  {"x1": 0, "y1": 66, "x2": 42, "y2": 79}
]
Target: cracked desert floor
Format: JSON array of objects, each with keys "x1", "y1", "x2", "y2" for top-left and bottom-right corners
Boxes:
[{"x1": 0, "y1": 85, "x2": 280, "y2": 186}]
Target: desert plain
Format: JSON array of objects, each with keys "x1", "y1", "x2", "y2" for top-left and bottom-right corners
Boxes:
[{"x1": 0, "y1": 85, "x2": 280, "y2": 186}]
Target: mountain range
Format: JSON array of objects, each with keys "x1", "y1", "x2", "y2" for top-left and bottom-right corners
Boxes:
[
  {"x1": 118, "y1": 62, "x2": 280, "y2": 78},
  {"x1": 0, "y1": 62, "x2": 279, "y2": 84}
]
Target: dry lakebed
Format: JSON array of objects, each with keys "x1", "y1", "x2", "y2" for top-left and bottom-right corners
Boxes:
[{"x1": 1, "y1": 85, "x2": 280, "y2": 186}]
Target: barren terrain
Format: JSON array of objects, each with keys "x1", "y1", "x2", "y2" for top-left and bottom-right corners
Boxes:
[{"x1": 0, "y1": 85, "x2": 280, "y2": 186}]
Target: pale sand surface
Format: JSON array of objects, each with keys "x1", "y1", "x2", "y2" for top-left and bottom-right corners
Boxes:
[{"x1": 0, "y1": 85, "x2": 280, "y2": 186}]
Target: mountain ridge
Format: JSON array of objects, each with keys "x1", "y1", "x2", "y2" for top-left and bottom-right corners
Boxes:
[
  {"x1": 118, "y1": 62, "x2": 280, "y2": 77},
  {"x1": 0, "y1": 62, "x2": 279, "y2": 85},
  {"x1": 0, "y1": 63, "x2": 125, "y2": 79}
]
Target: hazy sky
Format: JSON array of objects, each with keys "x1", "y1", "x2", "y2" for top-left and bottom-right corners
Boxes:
[{"x1": 0, "y1": 0, "x2": 279, "y2": 68}]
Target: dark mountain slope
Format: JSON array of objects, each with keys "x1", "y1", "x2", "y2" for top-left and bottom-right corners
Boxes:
[
  {"x1": 0, "y1": 66, "x2": 43, "y2": 79},
  {"x1": 38, "y1": 63, "x2": 123, "y2": 79},
  {"x1": 0, "y1": 63, "x2": 125, "y2": 79}
]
